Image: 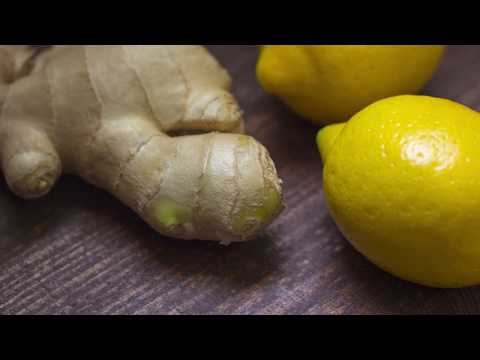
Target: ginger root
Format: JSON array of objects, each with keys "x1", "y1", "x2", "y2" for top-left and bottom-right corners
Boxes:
[{"x1": 0, "y1": 45, "x2": 284, "y2": 242}]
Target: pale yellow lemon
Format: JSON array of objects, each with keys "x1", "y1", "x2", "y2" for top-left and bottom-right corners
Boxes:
[
  {"x1": 318, "y1": 95, "x2": 480, "y2": 288},
  {"x1": 258, "y1": 45, "x2": 445, "y2": 125}
]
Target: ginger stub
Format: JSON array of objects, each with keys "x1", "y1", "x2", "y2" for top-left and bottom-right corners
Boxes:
[{"x1": 0, "y1": 45, "x2": 284, "y2": 243}]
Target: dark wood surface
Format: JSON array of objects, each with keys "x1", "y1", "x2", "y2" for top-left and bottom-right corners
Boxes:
[{"x1": 1, "y1": 45, "x2": 480, "y2": 315}]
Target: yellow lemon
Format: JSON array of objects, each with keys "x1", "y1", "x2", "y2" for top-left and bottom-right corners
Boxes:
[
  {"x1": 257, "y1": 45, "x2": 445, "y2": 126},
  {"x1": 318, "y1": 95, "x2": 480, "y2": 288}
]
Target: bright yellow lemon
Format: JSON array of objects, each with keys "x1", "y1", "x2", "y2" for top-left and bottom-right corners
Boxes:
[
  {"x1": 258, "y1": 45, "x2": 445, "y2": 126},
  {"x1": 318, "y1": 95, "x2": 480, "y2": 288}
]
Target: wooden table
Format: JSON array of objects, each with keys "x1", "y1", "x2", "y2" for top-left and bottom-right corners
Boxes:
[{"x1": 1, "y1": 45, "x2": 480, "y2": 315}]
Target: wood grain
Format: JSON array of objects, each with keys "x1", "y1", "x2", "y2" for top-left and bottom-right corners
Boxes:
[{"x1": 1, "y1": 45, "x2": 480, "y2": 315}]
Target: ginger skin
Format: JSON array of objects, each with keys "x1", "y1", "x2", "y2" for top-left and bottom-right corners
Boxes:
[{"x1": 0, "y1": 45, "x2": 284, "y2": 243}]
